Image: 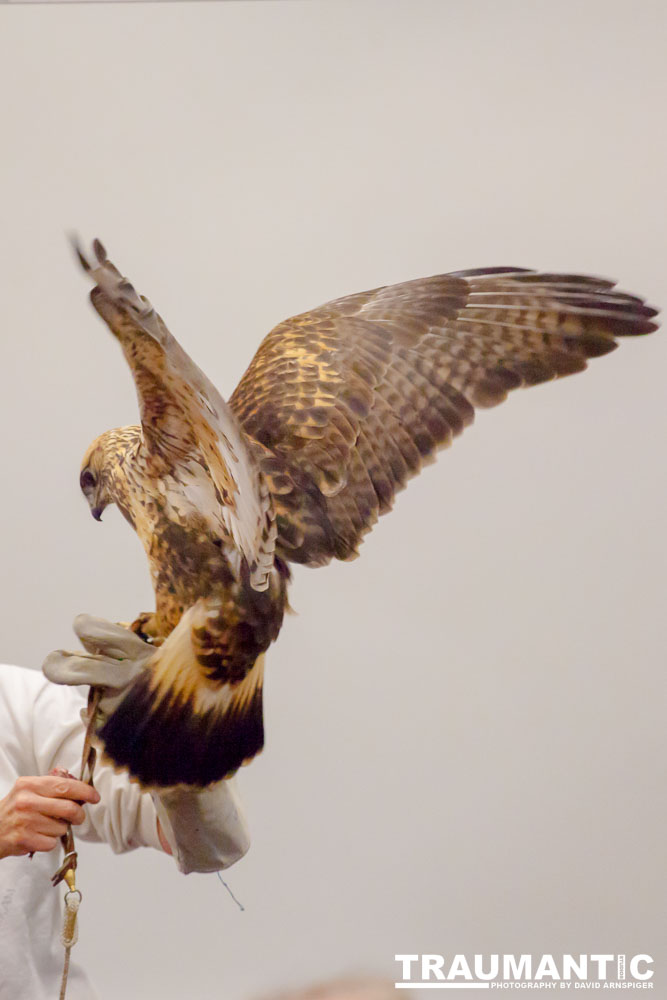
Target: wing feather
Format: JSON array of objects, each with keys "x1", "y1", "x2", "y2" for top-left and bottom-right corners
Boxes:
[
  {"x1": 76, "y1": 239, "x2": 276, "y2": 591},
  {"x1": 229, "y1": 268, "x2": 658, "y2": 566}
]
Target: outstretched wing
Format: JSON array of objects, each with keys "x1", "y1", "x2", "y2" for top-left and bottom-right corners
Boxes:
[
  {"x1": 76, "y1": 239, "x2": 276, "y2": 591},
  {"x1": 230, "y1": 267, "x2": 658, "y2": 566}
]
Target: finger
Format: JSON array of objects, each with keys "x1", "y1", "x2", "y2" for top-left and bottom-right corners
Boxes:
[
  {"x1": 39, "y1": 798, "x2": 87, "y2": 825},
  {"x1": 22, "y1": 834, "x2": 59, "y2": 855},
  {"x1": 32, "y1": 796, "x2": 87, "y2": 826},
  {"x1": 12, "y1": 788, "x2": 87, "y2": 825},
  {"x1": 73, "y1": 615, "x2": 152, "y2": 660},
  {"x1": 48, "y1": 767, "x2": 74, "y2": 781},
  {"x1": 42, "y1": 649, "x2": 144, "y2": 689},
  {"x1": 33, "y1": 816, "x2": 70, "y2": 838},
  {"x1": 16, "y1": 775, "x2": 100, "y2": 805},
  {"x1": 43, "y1": 649, "x2": 113, "y2": 685}
]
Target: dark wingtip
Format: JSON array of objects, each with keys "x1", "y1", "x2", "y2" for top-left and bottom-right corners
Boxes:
[
  {"x1": 92, "y1": 238, "x2": 107, "y2": 264},
  {"x1": 447, "y1": 265, "x2": 534, "y2": 278},
  {"x1": 68, "y1": 232, "x2": 91, "y2": 273}
]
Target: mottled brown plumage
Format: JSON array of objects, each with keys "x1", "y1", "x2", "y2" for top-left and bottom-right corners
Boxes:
[
  {"x1": 231, "y1": 269, "x2": 657, "y2": 565},
  {"x1": 75, "y1": 242, "x2": 658, "y2": 787}
]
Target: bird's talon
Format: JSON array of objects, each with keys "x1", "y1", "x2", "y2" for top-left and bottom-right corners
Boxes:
[{"x1": 130, "y1": 612, "x2": 162, "y2": 644}]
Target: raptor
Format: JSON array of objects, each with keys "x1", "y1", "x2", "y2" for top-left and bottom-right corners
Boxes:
[{"x1": 72, "y1": 240, "x2": 657, "y2": 788}]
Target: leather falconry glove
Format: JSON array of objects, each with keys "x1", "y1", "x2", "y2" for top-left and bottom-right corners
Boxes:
[{"x1": 43, "y1": 615, "x2": 250, "y2": 874}]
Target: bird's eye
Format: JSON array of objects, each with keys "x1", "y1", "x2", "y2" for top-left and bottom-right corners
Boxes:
[{"x1": 80, "y1": 469, "x2": 96, "y2": 491}]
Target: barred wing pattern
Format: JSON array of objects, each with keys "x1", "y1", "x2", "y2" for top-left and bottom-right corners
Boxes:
[
  {"x1": 77, "y1": 240, "x2": 276, "y2": 591},
  {"x1": 230, "y1": 268, "x2": 657, "y2": 567}
]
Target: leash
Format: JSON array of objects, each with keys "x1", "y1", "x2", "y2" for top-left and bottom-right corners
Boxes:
[{"x1": 52, "y1": 687, "x2": 102, "y2": 1000}]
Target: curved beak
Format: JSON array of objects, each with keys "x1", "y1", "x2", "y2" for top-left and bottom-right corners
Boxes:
[{"x1": 91, "y1": 506, "x2": 104, "y2": 522}]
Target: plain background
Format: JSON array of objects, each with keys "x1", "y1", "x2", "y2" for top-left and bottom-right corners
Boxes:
[{"x1": 0, "y1": 1, "x2": 665, "y2": 997}]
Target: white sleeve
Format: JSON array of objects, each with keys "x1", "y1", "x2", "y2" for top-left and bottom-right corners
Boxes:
[{"x1": 29, "y1": 670, "x2": 163, "y2": 854}]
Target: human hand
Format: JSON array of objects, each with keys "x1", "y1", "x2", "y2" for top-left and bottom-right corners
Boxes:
[
  {"x1": 0, "y1": 774, "x2": 100, "y2": 859},
  {"x1": 42, "y1": 614, "x2": 154, "y2": 733}
]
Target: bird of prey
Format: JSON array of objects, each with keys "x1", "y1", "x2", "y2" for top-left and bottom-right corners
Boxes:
[{"x1": 73, "y1": 239, "x2": 658, "y2": 787}]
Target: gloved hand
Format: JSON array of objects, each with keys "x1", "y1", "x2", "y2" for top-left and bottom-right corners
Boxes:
[
  {"x1": 43, "y1": 614, "x2": 251, "y2": 874},
  {"x1": 151, "y1": 777, "x2": 250, "y2": 874},
  {"x1": 43, "y1": 614, "x2": 154, "y2": 736}
]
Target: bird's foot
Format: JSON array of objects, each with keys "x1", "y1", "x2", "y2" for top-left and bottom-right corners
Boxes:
[{"x1": 129, "y1": 612, "x2": 164, "y2": 646}]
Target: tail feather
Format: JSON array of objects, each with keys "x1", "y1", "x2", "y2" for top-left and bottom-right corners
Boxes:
[{"x1": 98, "y1": 606, "x2": 266, "y2": 787}]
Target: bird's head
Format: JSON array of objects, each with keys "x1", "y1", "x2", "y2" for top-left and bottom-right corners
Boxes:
[{"x1": 80, "y1": 426, "x2": 141, "y2": 522}]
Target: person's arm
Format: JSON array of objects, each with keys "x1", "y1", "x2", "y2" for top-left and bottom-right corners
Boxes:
[{"x1": 42, "y1": 616, "x2": 251, "y2": 873}]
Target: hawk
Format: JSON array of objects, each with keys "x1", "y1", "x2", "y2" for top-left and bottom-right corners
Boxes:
[{"x1": 73, "y1": 239, "x2": 657, "y2": 787}]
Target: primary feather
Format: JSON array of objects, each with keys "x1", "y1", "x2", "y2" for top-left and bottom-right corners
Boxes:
[{"x1": 75, "y1": 240, "x2": 658, "y2": 787}]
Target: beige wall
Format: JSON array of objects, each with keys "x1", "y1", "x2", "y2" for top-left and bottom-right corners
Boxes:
[{"x1": 0, "y1": 1, "x2": 665, "y2": 998}]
